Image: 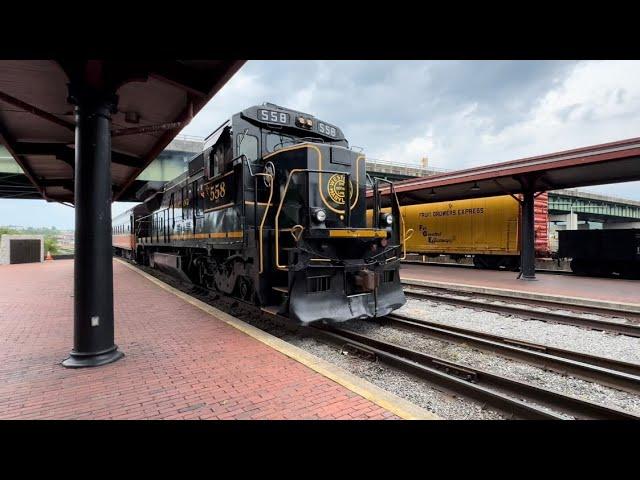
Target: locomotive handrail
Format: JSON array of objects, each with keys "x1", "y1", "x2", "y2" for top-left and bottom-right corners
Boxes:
[
  {"x1": 275, "y1": 167, "x2": 351, "y2": 270},
  {"x1": 239, "y1": 155, "x2": 274, "y2": 274},
  {"x1": 374, "y1": 177, "x2": 409, "y2": 260},
  {"x1": 291, "y1": 224, "x2": 304, "y2": 242},
  {"x1": 405, "y1": 228, "x2": 415, "y2": 242},
  {"x1": 256, "y1": 173, "x2": 273, "y2": 273}
]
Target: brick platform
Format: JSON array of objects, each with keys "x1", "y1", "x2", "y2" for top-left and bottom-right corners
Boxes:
[
  {"x1": 400, "y1": 263, "x2": 640, "y2": 307},
  {"x1": 0, "y1": 260, "x2": 403, "y2": 420}
]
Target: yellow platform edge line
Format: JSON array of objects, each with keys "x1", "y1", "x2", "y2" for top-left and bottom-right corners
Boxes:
[{"x1": 115, "y1": 258, "x2": 438, "y2": 420}]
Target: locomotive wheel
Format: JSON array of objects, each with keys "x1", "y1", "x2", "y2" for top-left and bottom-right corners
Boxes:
[
  {"x1": 570, "y1": 258, "x2": 600, "y2": 276},
  {"x1": 238, "y1": 277, "x2": 255, "y2": 303},
  {"x1": 570, "y1": 258, "x2": 585, "y2": 275},
  {"x1": 196, "y1": 257, "x2": 216, "y2": 290}
]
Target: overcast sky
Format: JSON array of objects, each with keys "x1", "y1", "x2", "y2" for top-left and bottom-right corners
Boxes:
[{"x1": 2, "y1": 60, "x2": 639, "y2": 229}]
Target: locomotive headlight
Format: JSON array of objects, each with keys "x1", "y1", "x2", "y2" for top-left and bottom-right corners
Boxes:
[
  {"x1": 380, "y1": 213, "x2": 393, "y2": 226},
  {"x1": 296, "y1": 117, "x2": 313, "y2": 129},
  {"x1": 312, "y1": 208, "x2": 327, "y2": 223}
]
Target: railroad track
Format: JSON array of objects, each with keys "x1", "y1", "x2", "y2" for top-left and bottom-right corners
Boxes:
[
  {"x1": 311, "y1": 324, "x2": 639, "y2": 420},
  {"x1": 385, "y1": 313, "x2": 640, "y2": 394},
  {"x1": 127, "y1": 260, "x2": 640, "y2": 420},
  {"x1": 402, "y1": 285, "x2": 640, "y2": 337}
]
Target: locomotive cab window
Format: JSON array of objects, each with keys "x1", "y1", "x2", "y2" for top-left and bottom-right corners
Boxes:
[
  {"x1": 237, "y1": 133, "x2": 258, "y2": 161},
  {"x1": 206, "y1": 127, "x2": 232, "y2": 178}
]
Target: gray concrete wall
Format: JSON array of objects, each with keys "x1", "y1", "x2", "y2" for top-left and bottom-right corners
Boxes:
[{"x1": 0, "y1": 234, "x2": 44, "y2": 265}]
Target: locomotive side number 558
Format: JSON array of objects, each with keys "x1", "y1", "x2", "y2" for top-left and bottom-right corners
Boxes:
[
  {"x1": 318, "y1": 122, "x2": 337, "y2": 137},
  {"x1": 206, "y1": 181, "x2": 226, "y2": 201}
]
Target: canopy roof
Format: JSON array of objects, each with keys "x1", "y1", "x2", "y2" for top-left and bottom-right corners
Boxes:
[
  {"x1": 368, "y1": 136, "x2": 640, "y2": 206},
  {"x1": 0, "y1": 60, "x2": 245, "y2": 203}
]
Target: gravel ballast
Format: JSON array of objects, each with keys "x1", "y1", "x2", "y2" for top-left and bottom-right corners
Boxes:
[
  {"x1": 400, "y1": 297, "x2": 640, "y2": 365},
  {"x1": 288, "y1": 336, "x2": 505, "y2": 420},
  {"x1": 349, "y1": 308, "x2": 640, "y2": 416}
]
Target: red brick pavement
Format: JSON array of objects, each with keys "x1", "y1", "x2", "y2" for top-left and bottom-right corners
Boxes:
[{"x1": 0, "y1": 260, "x2": 398, "y2": 420}]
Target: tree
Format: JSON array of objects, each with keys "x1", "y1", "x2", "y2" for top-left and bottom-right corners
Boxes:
[{"x1": 44, "y1": 236, "x2": 59, "y2": 255}]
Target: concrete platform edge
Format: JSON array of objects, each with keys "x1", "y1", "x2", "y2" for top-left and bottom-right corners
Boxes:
[
  {"x1": 402, "y1": 277, "x2": 640, "y2": 314},
  {"x1": 116, "y1": 259, "x2": 438, "y2": 420}
]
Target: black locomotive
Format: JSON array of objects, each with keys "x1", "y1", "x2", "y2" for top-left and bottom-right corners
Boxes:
[{"x1": 113, "y1": 103, "x2": 408, "y2": 324}]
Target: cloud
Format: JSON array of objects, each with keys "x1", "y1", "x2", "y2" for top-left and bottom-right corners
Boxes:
[
  {"x1": 475, "y1": 60, "x2": 640, "y2": 162},
  {"x1": 183, "y1": 60, "x2": 638, "y2": 200}
]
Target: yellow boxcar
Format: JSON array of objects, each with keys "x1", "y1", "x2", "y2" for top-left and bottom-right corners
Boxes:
[
  {"x1": 369, "y1": 195, "x2": 521, "y2": 267},
  {"x1": 402, "y1": 196, "x2": 520, "y2": 256}
]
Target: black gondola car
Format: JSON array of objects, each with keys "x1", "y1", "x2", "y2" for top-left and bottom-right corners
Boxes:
[
  {"x1": 113, "y1": 103, "x2": 409, "y2": 324},
  {"x1": 558, "y1": 228, "x2": 640, "y2": 278}
]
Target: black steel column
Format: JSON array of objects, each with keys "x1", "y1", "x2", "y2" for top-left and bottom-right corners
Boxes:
[
  {"x1": 62, "y1": 81, "x2": 124, "y2": 368},
  {"x1": 520, "y1": 188, "x2": 537, "y2": 281}
]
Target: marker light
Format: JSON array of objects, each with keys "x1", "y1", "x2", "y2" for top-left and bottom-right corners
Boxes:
[
  {"x1": 385, "y1": 214, "x2": 393, "y2": 225},
  {"x1": 313, "y1": 208, "x2": 327, "y2": 223}
]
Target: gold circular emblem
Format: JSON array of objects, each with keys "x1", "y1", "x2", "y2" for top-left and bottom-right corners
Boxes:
[{"x1": 327, "y1": 173, "x2": 354, "y2": 205}]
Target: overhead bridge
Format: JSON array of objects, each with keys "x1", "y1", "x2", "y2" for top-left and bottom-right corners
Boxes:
[{"x1": 549, "y1": 188, "x2": 640, "y2": 229}]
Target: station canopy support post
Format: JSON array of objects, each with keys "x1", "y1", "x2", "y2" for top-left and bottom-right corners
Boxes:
[
  {"x1": 519, "y1": 177, "x2": 537, "y2": 281},
  {"x1": 62, "y1": 61, "x2": 124, "y2": 368}
]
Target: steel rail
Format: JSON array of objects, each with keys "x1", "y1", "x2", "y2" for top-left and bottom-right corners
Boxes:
[
  {"x1": 386, "y1": 313, "x2": 640, "y2": 392},
  {"x1": 311, "y1": 325, "x2": 639, "y2": 420},
  {"x1": 403, "y1": 286, "x2": 640, "y2": 337}
]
